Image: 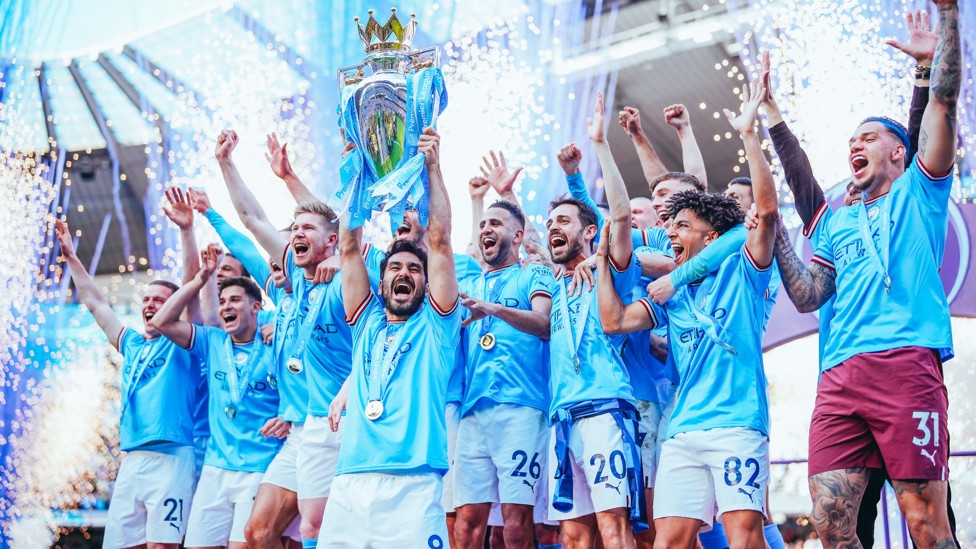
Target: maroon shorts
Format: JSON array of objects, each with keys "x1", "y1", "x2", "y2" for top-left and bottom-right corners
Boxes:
[{"x1": 808, "y1": 346, "x2": 949, "y2": 480}]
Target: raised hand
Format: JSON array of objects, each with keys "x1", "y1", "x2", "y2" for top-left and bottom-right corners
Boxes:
[
  {"x1": 188, "y1": 188, "x2": 212, "y2": 216},
  {"x1": 468, "y1": 176, "x2": 490, "y2": 200},
  {"x1": 214, "y1": 129, "x2": 239, "y2": 161},
  {"x1": 663, "y1": 104, "x2": 691, "y2": 131},
  {"x1": 162, "y1": 187, "x2": 194, "y2": 230},
  {"x1": 724, "y1": 78, "x2": 765, "y2": 135},
  {"x1": 557, "y1": 143, "x2": 583, "y2": 176},
  {"x1": 480, "y1": 150, "x2": 524, "y2": 196},
  {"x1": 265, "y1": 132, "x2": 296, "y2": 180},
  {"x1": 418, "y1": 127, "x2": 440, "y2": 166},
  {"x1": 459, "y1": 292, "x2": 498, "y2": 328},
  {"x1": 270, "y1": 259, "x2": 291, "y2": 290},
  {"x1": 886, "y1": 10, "x2": 937, "y2": 65},
  {"x1": 54, "y1": 219, "x2": 77, "y2": 259},
  {"x1": 587, "y1": 91, "x2": 608, "y2": 143},
  {"x1": 618, "y1": 107, "x2": 645, "y2": 140},
  {"x1": 198, "y1": 244, "x2": 220, "y2": 281}
]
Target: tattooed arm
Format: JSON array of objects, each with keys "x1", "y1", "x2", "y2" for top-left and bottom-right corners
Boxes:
[
  {"x1": 773, "y1": 223, "x2": 836, "y2": 313},
  {"x1": 917, "y1": 1, "x2": 960, "y2": 176}
]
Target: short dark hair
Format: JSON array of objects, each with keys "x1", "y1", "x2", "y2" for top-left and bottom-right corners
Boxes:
[
  {"x1": 486, "y1": 201, "x2": 525, "y2": 229},
  {"x1": 223, "y1": 253, "x2": 251, "y2": 279},
  {"x1": 727, "y1": 177, "x2": 752, "y2": 187},
  {"x1": 381, "y1": 240, "x2": 428, "y2": 279},
  {"x1": 663, "y1": 191, "x2": 744, "y2": 235},
  {"x1": 219, "y1": 276, "x2": 263, "y2": 303},
  {"x1": 548, "y1": 197, "x2": 598, "y2": 230},
  {"x1": 149, "y1": 280, "x2": 179, "y2": 293},
  {"x1": 649, "y1": 172, "x2": 705, "y2": 194}
]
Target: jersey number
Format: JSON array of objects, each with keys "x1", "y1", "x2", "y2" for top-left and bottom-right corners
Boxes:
[
  {"x1": 912, "y1": 411, "x2": 940, "y2": 447},
  {"x1": 163, "y1": 498, "x2": 184, "y2": 524},
  {"x1": 723, "y1": 457, "x2": 761, "y2": 489},
  {"x1": 511, "y1": 450, "x2": 542, "y2": 479},
  {"x1": 428, "y1": 534, "x2": 444, "y2": 549},
  {"x1": 590, "y1": 451, "x2": 626, "y2": 484}
]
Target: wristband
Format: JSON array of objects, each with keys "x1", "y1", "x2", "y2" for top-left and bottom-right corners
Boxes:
[{"x1": 915, "y1": 65, "x2": 932, "y2": 80}]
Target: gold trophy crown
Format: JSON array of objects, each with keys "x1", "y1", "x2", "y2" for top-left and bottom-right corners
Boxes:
[{"x1": 355, "y1": 8, "x2": 418, "y2": 53}]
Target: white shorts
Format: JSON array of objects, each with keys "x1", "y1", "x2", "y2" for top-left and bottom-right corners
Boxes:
[
  {"x1": 297, "y1": 415, "x2": 342, "y2": 500},
  {"x1": 547, "y1": 413, "x2": 634, "y2": 521},
  {"x1": 455, "y1": 403, "x2": 549, "y2": 507},
  {"x1": 442, "y1": 402, "x2": 460, "y2": 513},
  {"x1": 488, "y1": 457, "x2": 557, "y2": 527},
  {"x1": 262, "y1": 423, "x2": 303, "y2": 492},
  {"x1": 635, "y1": 400, "x2": 664, "y2": 489},
  {"x1": 319, "y1": 473, "x2": 449, "y2": 548},
  {"x1": 193, "y1": 435, "x2": 209, "y2": 486},
  {"x1": 102, "y1": 446, "x2": 196, "y2": 549},
  {"x1": 184, "y1": 465, "x2": 263, "y2": 546},
  {"x1": 654, "y1": 427, "x2": 769, "y2": 525}
]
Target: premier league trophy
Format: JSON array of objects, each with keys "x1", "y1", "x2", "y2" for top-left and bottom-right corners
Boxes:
[{"x1": 335, "y1": 8, "x2": 448, "y2": 230}]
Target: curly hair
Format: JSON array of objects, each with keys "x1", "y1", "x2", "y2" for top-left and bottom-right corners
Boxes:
[{"x1": 663, "y1": 191, "x2": 744, "y2": 235}]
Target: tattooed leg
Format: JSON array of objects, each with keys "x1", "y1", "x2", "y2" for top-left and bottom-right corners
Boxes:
[
  {"x1": 890, "y1": 479, "x2": 955, "y2": 549},
  {"x1": 808, "y1": 468, "x2": 869, "y2": 549}
]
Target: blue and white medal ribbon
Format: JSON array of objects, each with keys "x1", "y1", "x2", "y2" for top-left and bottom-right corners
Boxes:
[
  {"x1": 557, "y1": 272, "x2": 591, "y2": 374},
  {"x1": 476, "y1": 266, "x2": 518, "y2": 349},
  {"x1": 285, "y1": 277, "x2": 329, "y2": 375},
  {"x1": 364, "y1": 322, "x2": 408, "y2": 420},
  {"x1": 222, "y1": 337, "x2": 265, "y2": 420},
  {"x1": 121, "y1": 341, "x2": 153, "y2": 417},
  {"x1": 858, "y1": 198, "x2": 892, "y2": 293},
  {"x1": 682, "y1": 276, "x2": 737, "y2": 355}
]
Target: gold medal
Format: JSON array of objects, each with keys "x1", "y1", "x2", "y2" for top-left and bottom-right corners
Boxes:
[
  {"x1": 365, "y1": 400, "x2": 384, "y2": 421},
  {"x1": 286, "y1": 357, "x2": 304, "y2": 374},
  {"x1": 479, "y1": 333, "x2": 496, "y2": 351}
]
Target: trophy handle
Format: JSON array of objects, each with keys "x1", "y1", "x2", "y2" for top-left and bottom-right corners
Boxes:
[
  {"x1": 338, "y1": 64, "x2": 366, "y2": 92},
  {"x1": 404, "y1": 47, "x2": 441, "y2": 73}
]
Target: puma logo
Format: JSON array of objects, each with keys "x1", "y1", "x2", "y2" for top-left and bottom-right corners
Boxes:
[
  {"x1": 522, "y1": 479, "x2": 537, "y2": 491},
  {"x1": 605, "y1": 481, "x2": 622, "y2": 494},
  {"x1": 921, "y1": 448, "x2": 937, "y2": 466},
  {"x1": 737, "y1": 487, "x2": 757, "y2": 503},
  {"x1": 169, "y1": 522, "x2": 180, "y2": 532}
]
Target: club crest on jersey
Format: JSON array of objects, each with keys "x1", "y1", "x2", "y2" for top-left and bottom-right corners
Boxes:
[
  {"x1": 235, "y1": 352, "x2": 247, "y2": 364},
  {"x1": 281, "y1": 296, "x2": 295, "y2": 313},
  {"x1": 867, "y1": 206, "x2": 880, "y2": 221}
]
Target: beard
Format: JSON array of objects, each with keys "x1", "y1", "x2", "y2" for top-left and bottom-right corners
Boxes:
[
  {"x1": 550, "y1": 233, "x2": 586, "y2": 265},
  {"x1": 483, "y1": 238, "x2": 513, "y2": 267},
  {"x1": 381, "y1": 280, "x2": 425, "y2": 317}
]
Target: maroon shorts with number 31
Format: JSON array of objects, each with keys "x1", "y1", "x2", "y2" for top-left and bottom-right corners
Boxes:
[{"x1": 808, "y1": 346, "x2": 949, "y2": 480}]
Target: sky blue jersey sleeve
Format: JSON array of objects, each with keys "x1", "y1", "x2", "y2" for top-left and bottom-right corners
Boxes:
[
  {"x1": 565, "y1": 172, "x2": 605, "y2": 228},
  {"x1": 669, "y1": 224, "x2": 747, "y2": 288},
  {"x1": 204, "y1": 208, "x2": 272, "y2": 288}
]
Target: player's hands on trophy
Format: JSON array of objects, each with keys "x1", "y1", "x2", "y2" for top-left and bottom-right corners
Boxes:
[
  {"x1": 418, "y1": 127, "x2": 440, "y2": 166},
  {"x1": 54, "y1": 219, "x2": 77, "y2": 260},
  {"x1": 557, "y1": 143, "x2": 583, "y2": 176},
  {"x1": 259, "y1": 417, "x2": 291, "y2": 439},
  {"x1": 214, "y1": 129, "x2": 239, "y2": 161},
  {"x1": 162, "y1": 186, "x2": 194, "y2": 230},
  {"x1": 265, "y1": 132, "x2": 296, "y2": 180},
  {"x1": 587, "y1": 91, "x2": 608, "y2": 144},
  {"x1": 481, "y1": 150, "x2": 523, "y2": 196}
]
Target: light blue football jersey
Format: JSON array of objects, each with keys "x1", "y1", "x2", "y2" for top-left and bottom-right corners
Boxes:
[
  {"x1": 812, "y1": 158, "x2": 954, "y2": 371},
  {"x1": 189, "y1": 325, "x2": 282, "y2": 472},
  {"x1": 642, "y1": 246, "x2": 772, "y2": 438},
  {"x1": 548, "y1": 256, "x2": 641, "y2": 418},
  {"x1": 266, "y1": 282, "x2": 308, "y2": 424},
  {"x1": 336, "y1": 294, "x2": 462, "y2": 475},
  {"x1": 623, "y1": 246, "x2": 677, "y2": 405},
  {"x1": 117, "y1": 329, "x2": 198, "y2": 451},
  {"x1": 459, "y1": 263, "x2": 554, "y2": 415}
]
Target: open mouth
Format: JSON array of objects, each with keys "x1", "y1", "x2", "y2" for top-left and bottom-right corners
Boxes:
[
  {"x1": 549, "y1": 233, "x2": 567, "y2": 249},
  {"x1": 392, "y1": 278, "x2": 414, "y2": 296},
  {"x1": 222, "y1": 312, "x2": 239, "y2": 323},
  {"x1": 293, "y1": 241, "x2": 309, "y2": 256},
  {"x1": 851, "y1": 154, "x2": 868, "y2": 177},
  {"x1": 144, "y1": 312, "x2": 155, "y2": 322},
  {"x1": 481, "y1": 234, "x2": 498, "y2": 253},
  {"x1": 670, "y1": 242, "x2": 686, "y2": 263},
  {"x1": 396, "y1": 224, "x2": 411, "y2": 239}
]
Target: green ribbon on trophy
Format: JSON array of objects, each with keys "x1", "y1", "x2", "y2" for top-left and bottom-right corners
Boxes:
[{"x1": 336, "y1": 8, "x2": 448, "y2": 231}]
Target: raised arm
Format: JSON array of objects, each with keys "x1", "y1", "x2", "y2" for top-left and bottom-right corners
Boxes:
[
  {"x1": 595, "y1": 222, "x2": 655, "y2": 334},
  {"x1": 468, "y1": 175, "x2": 489, "y2": 261},
  {"x1": 55, "y1": 220, "x2": 125, "y2": 349},
  {"x1": 190, "y1": 188, "x2": 273, "y2": 289},
  {"x1": 558, "y1": 142, "x2": 606, "y2": 228},
  {"x1": 266, "y1": 131, "x2": 318, "y2": 203},
  {"x1": 422, "y1": 128, "x2": 459, "y2": 308},
  {"x1": 588, "y1": 91, "x2": 633, "y2": 268},
  {"x1": 886, "y1": 10, "x2": 938, "y2": 163},
  {"x1": 618, "y1": 107, "x2": 668, "y2": 182},
  {"x1": 162, "y1": 187, "x2": 202, "y2": 324},
  {"x1": 726, "y1": 79, "x2": 776, "y2": 267},
  {"x1": 917, "y1": 0, "x2": 960, "y2": 176},
  {"x1": 481, "y1": 150, "x2": 547, "y2": 252},
  {"x1": 664, "y1": 104, "x2": 708, "y2": 188},
  {"x1": 148, "y1": 246, "x2": 218, "y2": 348},
  {"x1": 214, "y1": 130, "x2": 289, "y2": 260}
]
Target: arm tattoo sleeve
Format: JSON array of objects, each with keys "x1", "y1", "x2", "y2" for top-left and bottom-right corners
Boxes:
[{"x1": 772, "y1": 224, "x2": 836, "y2": 313}]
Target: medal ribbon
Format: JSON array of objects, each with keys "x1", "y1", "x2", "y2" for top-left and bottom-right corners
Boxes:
[
  {"x1": 557, "y1": 272, "x2": 592, "y2": 369},
  {"x1": 477, "y1": 265, "x2": 518, "y2": 338},
  {"x1": 121, "y1": 341, "x2": 153, "y2": 416},
  {"x1": 271, "y1": 295, "x2": 295, "y2": 378},
  {"x1": 682, "y1": 276, "x2": 737, "y2": 355},
  {"x1": 287, "y1": 277, "x2": 329, "y2": 364},
  {"x1": 366, "y1": 322, "x2": 409, "y2": 403},
  {"x1": 857, "y1": 198, "x2": 892, "y2": 293},
  {"x1": 222, "y1": 337, "x2": 266, "y2": 409}
]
